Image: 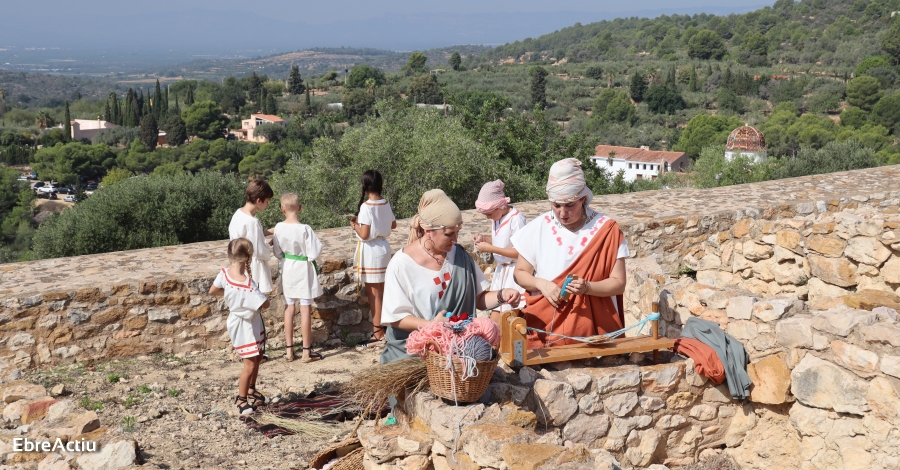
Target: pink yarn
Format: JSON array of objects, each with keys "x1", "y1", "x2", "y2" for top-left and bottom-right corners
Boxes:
[
  {"x1": 475, "y1": 180, "x2": 510, "y2": 214},
  {"x1": 406, "y1": 318, "x2": 500, "y2": 357}
]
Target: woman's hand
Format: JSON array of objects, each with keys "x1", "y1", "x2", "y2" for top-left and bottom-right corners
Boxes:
[
  {"x1": 501, "y1": 288, "x2": 521, "y2": 307},
  {"x1": 566, "y1": 277, "x2": 590, "y2": 296},
  {"x1": 475, "y1": 241, "x2": 494, "y2": 253},
  {"x1": 431, "y1": 311, "x2": 449, "y2": 323},
  {"x1": 537, "y1": 279, "x2": 563, "y2": 308}
]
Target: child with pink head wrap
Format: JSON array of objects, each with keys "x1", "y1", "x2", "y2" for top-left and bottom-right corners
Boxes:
[{"x1": 472, "y1": 180, "x2": 527, "y2": 317}]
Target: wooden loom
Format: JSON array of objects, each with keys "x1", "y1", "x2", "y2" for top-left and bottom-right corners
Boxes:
[{"x1": 498, "y1": 301, "x2": 675, "y2": 367}]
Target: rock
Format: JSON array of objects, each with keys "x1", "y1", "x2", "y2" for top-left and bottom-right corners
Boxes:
[
  {"x1": 603, "y1": 392, "x2": 638, "y2": 417},
  {"x1": 810, "y1": 308, "x2": 874, "y2": 337},
  {"x1": 21, "y1": 397, "x2": 57, "y2": 424},
  {"x1": 519, "y1": 367, "x2": 540, "y2": 385},
  {"x1": 607, "y1": 415, "x2": 652, "y2": 438},
  {"x1": 733, "y1": 219, "x2": 752, "y2": 238},
  {"x1": 751, "y1": 299, "x2": 796, "y2": 323},
  {"x1": 625, "y1": 429, "x2": 662, "y2": 467},
  {"x1": 689, "y1": 404, "x2": 717, "y2": 421},
  {"x1": 701, "y1": 385, "x2": 732, "y2": 404},
  {"x1": 460, "y1": 424, "x2": 534, "y2": 468},
  {"x1": 640, "y1": 363, "x2": 683, "y2": 393},
  {"x1": 75, "y1": 440, "x2": 136, "y2": 470},
  {"x1": 47, "y1": 400, "x2": 75, "y2": 422},
  {"x1": 776, "y1": 230, "x2": 801, "y2": 250},
  {"x1": 505, "y1": 410, "x2": 538, "y2": 431},
  {"x1": 594, "y1": 367, "x2": 641, "y2": 394},
  {"x1": 808, "y1": 255, "x2": 858, "y2": 287},
  {"x1": 775, "y1": 316, "x2": 813, "y2": 348},
  {"x1": 727, "y1": 320, "x2": 758, "y2": 341},
  {"x1": 699, "y1": 309, "x2": 728, "y2": 330},
  {"x1": 881, "y1": 355, "x2": 900, "y2": 379},
  {"x1": 830, "y1": 340, "x2": 878, "y2": 375},
  {"x1": 666, "y1": 392, "x2": 695, "y2": 409},
  {"x1": 3, "y1": 400, "x2": 27, "y2": 422},
  {"x1": 808, "y1": 236, "x2": 846, "y2": 256},
  {"x1": 532, "y1": 380, "x2": 578, "y2": 426},
  {"x1": 807, "y1": 278, "x2": 850, "y2": 302},
  {"x1": 860, "y1": 322, "x2": 900, "y2": 347},
  {"x1": 566, "y1": 373, "x2": 592, "y2": 392},
  {"x1": 2, "y1": 382, "x2": 47, "y2": 403},
  {"x1": 593, "y1": 449, "x2": 624, "y2": 470},
  {"x1": 336, "y1": 308, "x2": 362, "y2": 326},
  {"x1": 563, "y1": 413, "x2": 610, "y2": 445},
  {"x1": 50, "y1": 384, "x2": 65, "y2": 397},
  {"x1": 358, "y1": 425, "x2": 430, "y2": 463},
  {"x1": 845, "y1": 236, "x2": 892, "y2": 266},
  {"x1": 502, "y1": 443, "x2": 565, "y2": 470},
  {"x1": 726, "y1": 296, "x2": 756, "y2": 320},
  {"x1": 882, "y1": 257, "x2": 900, "y2": 284},
  {"x1": 843, "y1": 289, "x2": 900, "y2": 311},
  {"x1": 578, "y1": 392, "x2": 602, "y2": 414},
  {"x1": 429, "y1": 404, "x2": 484, "y2": 444},
  {"x1": 866, "y1": 377, "x2": 900, "y2": 423},
  {"x1": 656, "y1": 414, "x2": 686, "y2": 429},
  {"x1": 724, "y1": 403, "x2": 757, "y2": 447},
  {"x1": 38, "y1": 453, "x2": 71, "y2": 470},
  {"x1": 872, "y1": 306, "x2": 899, "y2": 322},
  {"x1": 639, "y1": 396, "x2": 665, "y2": 411},
  {"x1": 746, "y1": 354, "x2": 792, "y2": 405},
  {"x1": 790, "y1": 354, "x2": 869, "y2": 415},
  {"x1": 743, "y1": 240, "x2": 773, "y2": 261},
  {"x1": 484, "y1": 383, "x2": 530, "y2": 406}
]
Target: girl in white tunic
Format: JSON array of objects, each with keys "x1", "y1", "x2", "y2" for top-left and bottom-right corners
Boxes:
[
  {"x1": 229, "y1": 179, "x2": 275, "y2": 294},
  {"x1": 209, "y1": 238, "x2": 271, "y2": 416},
  {"x1": 272, "y1": 193, "x2": 324, "y2": 363},
  {"x1": 350, "y1": 170, "x2": 397, "y2": 346},
  {"x1": 472, "y1": 180, "x2": 527, "y2": 317}
]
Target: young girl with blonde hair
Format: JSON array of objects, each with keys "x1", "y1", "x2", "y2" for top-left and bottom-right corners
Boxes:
[{"x1": 209, "y1": 238, "x2": 271, "y2": 415}]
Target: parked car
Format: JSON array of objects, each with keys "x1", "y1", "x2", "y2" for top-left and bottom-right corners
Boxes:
[
  {"x1": 17, "y1": 175, "x2": 27, "y2": 181},
  {"x1": 85, "y1": 182, "x2": 98, "y2": 191},
  {"x1": 29, "y1": 172, "x2": 37, "y2": 179},
  {"x1": 64, "y1": 195, "x2": 77, "y2": 203},
  {"x1": 56, "y1": 187, "x2": 72, "y2": 195},
  {"x1": 32, "y1": 181, "x2": 45, "y2": 189},
  {"x1": 37, "y1": 190, "x2": 57, "y2": 200},
  {"x1": 37, "y1": 184, "x2": 58, "y2": 194}
]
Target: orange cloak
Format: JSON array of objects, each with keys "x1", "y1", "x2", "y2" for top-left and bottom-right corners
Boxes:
[{"x1": 522, "y1": 220, "x2": 625, "y2": 347}]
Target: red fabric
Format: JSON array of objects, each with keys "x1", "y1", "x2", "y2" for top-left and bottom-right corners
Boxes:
[
  {"x1": 522, "y1": 220, "x2": 625, "y2": 347},
  {"x1": 674, "y1": 338, "x2": 726, "y2": 384}
]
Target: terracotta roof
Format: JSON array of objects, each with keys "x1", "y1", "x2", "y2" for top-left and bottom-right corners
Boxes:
[
  {"x1": 250, "y1": 114, "x2": 285, "y2": 123},
  {"x1": 594, "y1": 145, "x2": 686, "y2": 164},
  {"x1": 726, "y1": 126, "x2": 766, "y2": 152}
]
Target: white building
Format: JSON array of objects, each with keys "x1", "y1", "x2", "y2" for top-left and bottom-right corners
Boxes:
[
  {"x1": 70, "y1": 119, "x2": 117, "y2": 141},
  {"x1": 725, "y1": 126, "x2": 767, "y2": 163},
  {"x1": 234, "y1": 114, "x2": 286, "y2": 143},
  {"x1": 591, "y1": 145, "x2": 690, "y2": 183}
]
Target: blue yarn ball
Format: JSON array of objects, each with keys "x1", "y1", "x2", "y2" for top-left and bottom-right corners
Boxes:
[{"x1": 464, "y1": 335, "x2": 494, "y2": 361}]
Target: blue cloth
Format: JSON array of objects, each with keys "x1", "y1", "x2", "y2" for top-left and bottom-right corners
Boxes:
[{"x1": 680, "y1": 317, "x2": 752, "y2": 400}]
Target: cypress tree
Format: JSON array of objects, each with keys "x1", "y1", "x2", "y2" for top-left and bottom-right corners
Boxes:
[
  {"x1": 63, "y1": 101, "x2": 71, "y2": 142},
  {"x1": 163, "y1": 86, "x2": 169, "y2": 117},
  {"x1": 104, "y1": 100, "x2": 112, "y2": 123},
  {"x1": 260, "y1": 87, "x2": 268, "y2": 112},
  {"x1": 142, "y1": 89, "x2": 150, "y2": 118},
  {"x1": 530, "y1": 66, "x2": 548, "y2": 110},
  {"x1": 173, "y1": 94, "x2": 180, "y2": 116},
  {"x1": 154, "y1": 79, "x2": 163, "y2": 121},
  {"x1": 630, "y1": 72, "x2": 648, "y2": 103},
  {"x1": 288, "y1": 66, "x2": 304, "y2": 94},
  {"x1": 265, "y1": 94, "x2": 277, "y2": 115},
  {"x1": 248, "y1": 72, "x2": 261, "y2": 102},
  {"x1": 689, "y1": 67, "x2": 700, "y2": 92},
  {"x1": 123, "y1": 89, "x2": 135, "y2": 127},
  {"x1": 133, "y1": 92, "x2": 143, "y2": 126},
  {"x1": 139, "y1": 114, "x2": 158, "y2": 150},
  {"x1": 185, "y1": 83, "x2": 194, "y2": 106},
  {"x1": 666, "y1": 65, "x2": 677, "y2": 88},
  {"x1": 164, "y1": 114, "x2": 187, "y2": 147},
  {"x1": 305, "y1": 87, "x2": 311, "y2": 107}
]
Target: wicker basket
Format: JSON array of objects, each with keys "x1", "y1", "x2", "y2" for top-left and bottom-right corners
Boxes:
[
  {"x1": 329, "y1": 447, "x2": 364, "y2": 470},
  {"x1": 308, "y1": 437, "x2": 362, "y2": 470},
  {"x1": 424, "y1": 339, "x2": 498, "y2": 402}
]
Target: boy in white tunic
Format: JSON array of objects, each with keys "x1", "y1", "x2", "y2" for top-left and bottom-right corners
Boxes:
[
  {"x1": 472, "y1": 180, "x2": 527, "y2": 318},
  {"x1": 209, "y1": 238, "x2": 271, "y2": 416},
  {"x1": 273, "y1": 193, "x2": 324, "y2": 363},
  {"x1": 229, "y1": 179, "x2": 275, "y2": 294}
]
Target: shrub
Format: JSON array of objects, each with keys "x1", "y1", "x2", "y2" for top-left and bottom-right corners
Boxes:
[
  {"x1": 846, "y1": 76, "x2": 882, "y2": 111},
  {"x1": 645, "y1": 85, "x2": 686, "y2": 114},
  {"x1": 772, "y1": 139, "x2": 878, "y2": 179},
  {"x1": 32, "y1": 171, "x2": 244, "y2": 258},
  {"x1": 691, "y1": 145, "x2": 775, "y2": 189}
]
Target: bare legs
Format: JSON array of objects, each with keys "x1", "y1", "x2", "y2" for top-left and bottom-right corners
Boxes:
[
  {"x1": 365, "y1": 282, "x2": 386, "y2": 340},
  {"x1": 238, "y1": 355, "x2": 262, "y2": 398},
  {"x1": 299, "y1": 304, "x2": 312, "y2": 359},
  {"x1": 284, "y1": 303, "x2": 296, "y2": 361}
]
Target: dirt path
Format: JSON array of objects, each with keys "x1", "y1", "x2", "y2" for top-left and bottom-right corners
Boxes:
[{"x1": 26, "y1": 344, "x2": 383, "y2": 470}]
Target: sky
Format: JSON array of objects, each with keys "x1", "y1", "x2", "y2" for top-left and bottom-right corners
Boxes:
[{"x1": 0, "y1": 0, "x2": 771, "y2": 53}]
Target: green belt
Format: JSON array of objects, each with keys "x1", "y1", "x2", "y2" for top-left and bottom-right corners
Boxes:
[{"x1": 283, "y1": 253, "x2": 320, "y2": 274}]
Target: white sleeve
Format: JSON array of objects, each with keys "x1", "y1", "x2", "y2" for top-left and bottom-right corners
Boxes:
[
  {"x1": 241, "y1": 281, "x2": 268, "y2": 311},
  {"x1": 618, "y1": 238, "x2": 631, "y2": 259},
  {"x1": 510, "y1": 219, "x2": 539, "y2": 267},
  {"x1": 381, "y1": 259, "x2": 416, "y2": 324},
  {"x1": 306, "y1": 227, "x2": 323, "y2": 260},
  {"x1": 475, "y1": 267, "x2": 490, "y2": 294},
  {"x1": 272, "y1": 231, "x2": 284, "y2": 259},
  {"x1": 213, "y1": 271, "x2": 225, "y2": 289},
  {"x1": 253, "y1": 219, "x2": 271, "y2": 260},
  {"x1": 357, "y1": 205, "x2": 372, "y2": 226},
  {"x1": 387, "y1": 203, "x2": 396, "y2": 222},
  {"x1": 228, "y1": 216, "x2": 245, "y2": 240}
]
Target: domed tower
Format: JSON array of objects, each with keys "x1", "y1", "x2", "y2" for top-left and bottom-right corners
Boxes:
[{"x1": 725, "y1": 125, "x2": 767, "y2": 163}]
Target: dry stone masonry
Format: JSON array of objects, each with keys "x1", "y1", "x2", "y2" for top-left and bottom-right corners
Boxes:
[{"x1": 2, "y1": 166, "x2": 900, "y2": 468}]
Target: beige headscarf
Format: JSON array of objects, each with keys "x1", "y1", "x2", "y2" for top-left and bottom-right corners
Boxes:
[
  {"x1": 408, "y1": 189, "x2": 464, "y2": 244},
  {"x1": 546, "y1": 158, "x2": 594, "y2": 206}
]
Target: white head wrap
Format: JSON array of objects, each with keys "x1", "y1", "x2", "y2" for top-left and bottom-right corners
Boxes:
[
  {"x1": 546, "y1": 158, "x2": 593, "y2": 206},
  {"x1": 407, "y1": 189, "x2": 463, "y2": 244}
]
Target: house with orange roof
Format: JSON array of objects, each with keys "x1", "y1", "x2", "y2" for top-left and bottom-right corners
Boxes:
[
  {"x1": 234, "y1": 113, "x2": 286, "y2": 143},
  {"x1": 591, "y1": 145, "x2": 690, "y2": 183}
]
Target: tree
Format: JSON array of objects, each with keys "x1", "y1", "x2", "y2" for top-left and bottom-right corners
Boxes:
[
  {"x1": 248, "y1": 72, "x2": 262, "y2": 103},
  {"x1": 165, "y1": 114, "x2": 187, "y2": 147},
  {"x1": 305, "y1": 87, "x2": 311, "y2": 107},
  {"x1": 630, "y1": 72, "x2": 647, "y2": 103},
  {"x1": 185, "y1": 83, "x2": 194, "y2": 106},
  {"x1": 347, "y1": 64, "x2": 386, "y2": 89},
  {"x1": 772, "y1": 140, "x2": 878, "y2": 179},
  {"x1": 408, "y1": 74, "x2": 443, "y2": 105},
  {"x1": 882, "y1": 17, "x2": 900, "y2": 64},
  {"x1": 288, "y1": 65, "x2": 305, "y2": 95},
  {"x1": 855, "y1": 56, "x2": 889, "y2": 76},
  {"x1": 404, "y1": 52, "x2": 428, "y2": 75},
  {"x1": 846, "y1": 76, "x2": 883, "y2": 111},
  {"x1": 645, "y1": 85, "x2": 686, "y2": 114},
  {"x1": 181, "y1": 101, "x2": 228, "y2": 140},
  {"x1": 449, "y1": 51, "x2": 462, "y2": 71},
  {"x1": 741, "y1": 32, "x2": 769, "y2": 56},
  {"x1": 343, "y1": 89, "x2": 377, "y2": 123},
  {"x1": 675, "y1": 114, "x2": 745, "y2": 159},
  {"x1": 717, "y1": 88, "x2": 743, "y2": 113},
  {"x1": 604, "y1": 93, "x2": 636, "y2": 124},
  {"x1": 140, "y1": 114, "x2": 159, "y2": 151},
  {"x1": 688, "y1": 67, "x2": 700, "y2": 92},
  {"x1": 687, "y1": 30, "x2": 727, "y2": 60},
  {"x1": 238, "y1": 143, "x2": 286, "y2": 178},
  {"x1": 585, "y1": 66, "x2": 604, "y2": 80},
  {"x1": 872, "y1": 93, "x2": 900, "y2": 131},
  {"x1": 530, "y1": 66, "x2": 549, "y2": 110},
  {"x1": 840, "y1": 106, "x2": 870, "y2": 129},
  {"x1": 35, "y1": 111, "x2": 54, "y2": 130},
  {"x1": 665, "y1": 64, "x2": 676, "y2": 88},
  {"x1": 101, "y1": 168, "x2": 132, "y2": 187},
  {"x1": 63, "y1": 101, "x2": 71, "y2": 142},
  {"x1": 31, "y1": 142, "x2": 114, "y2": 185},
  {"x1": 253, "y1": 123, "x2": 286, "y2": 143},
  {"x1": 153, "y1": 79, "x2": 163, "y2": 121},
  {"x1": 265, "y1": 93, "x2": 277, "y2": 115},
  {"x1": 31, "y1": 171, "x2": 245, "y2": 259}
]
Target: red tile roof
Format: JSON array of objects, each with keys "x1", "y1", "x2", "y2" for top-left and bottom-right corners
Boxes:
[
  {"x1": 594, "y1": 145, "x2": 686, "y2": 164},
  {"x1": 251, "y1": 114, "x2": 285, "y2": 123}
]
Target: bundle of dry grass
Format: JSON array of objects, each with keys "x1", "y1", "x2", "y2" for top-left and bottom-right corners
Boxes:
[
  {"x1": 250, "y1": 413, "x2": 336, "y2": 438},
  {"x1": 340, "y1": 357, "x2": 428, "y2": 412}
]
